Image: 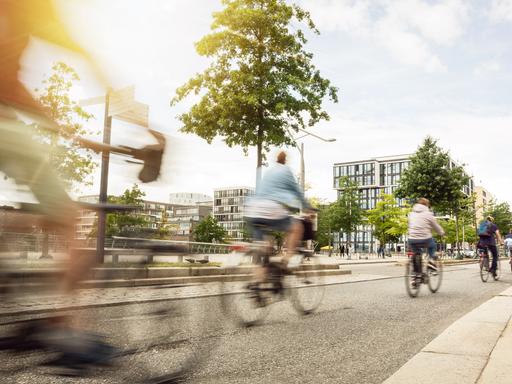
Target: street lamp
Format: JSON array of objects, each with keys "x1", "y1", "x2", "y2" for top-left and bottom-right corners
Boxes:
[{"x1": 288, "y1": 127, "x2": 336, "y2": 192}]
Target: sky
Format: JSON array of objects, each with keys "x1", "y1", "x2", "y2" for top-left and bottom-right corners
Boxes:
[{"x1": 5, "y1": 0, "x2": 512, "y2": 206}]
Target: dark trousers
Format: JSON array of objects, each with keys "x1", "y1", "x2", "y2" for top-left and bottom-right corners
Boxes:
[
  {"x1": 408, "y1": 238, "x2": 437, "y2": 275},
  {"x1": 486, "y1": 245, "x2": 498, "y2": 273}
]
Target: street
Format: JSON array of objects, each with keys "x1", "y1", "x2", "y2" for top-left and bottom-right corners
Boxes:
[{"x1": 1, "y1": 261, "x2": 510, "y2": 383}]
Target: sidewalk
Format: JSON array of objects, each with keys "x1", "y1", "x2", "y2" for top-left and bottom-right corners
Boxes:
[{"x1": 384, "y1": 286, "x2": 512, "y2": 384}]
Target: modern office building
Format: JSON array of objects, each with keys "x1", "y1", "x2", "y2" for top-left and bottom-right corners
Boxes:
[
  {"x1": 169, "y1": 192, "x2": 212, "y2": 206},
  {"x1": 167, "y1": 205, "x2": 212, "y2": 241},
  {"x1": 213, "y1": 186, "x2": 254, "y2": 240},
  {"x1": 75, "y1": 195, "x2": 210, "y2": 241},
  {"x1": 474, "y1": 186, "x2": 495, "y2": 223},
  {"x1": 332, "y1": 154, "x2": 474, "y2": 251}
]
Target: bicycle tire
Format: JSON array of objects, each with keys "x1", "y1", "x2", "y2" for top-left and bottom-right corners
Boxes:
[
  {"x1": 405, "y1": 258, "x2": 420, "y2": 298},
  {"x1": 427, "y1": 258, "x2": 443, "y2": 293},
  {"x1": 288, "y1": 254, "x2": 325, "y2": 315},
  {"x1": 0, "y1": 266, "x2": 222, "y2": 383},
  {"x1": 480, "y1": 256, "x2": 489, "y2": 283},
  {"x1": 221, "y1": 280, "x2": 272, "y2": 327}
]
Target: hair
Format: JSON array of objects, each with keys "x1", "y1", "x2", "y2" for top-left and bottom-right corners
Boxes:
[
  {"x1": 487, "y1": 215, "x2": 495, "y2": 222},
  {"x1": 277, "y1": 151, "x2": 287, "y2": 164},
  {"x1": 417, "y1": 197, "x2": 430, "y2": 207}
]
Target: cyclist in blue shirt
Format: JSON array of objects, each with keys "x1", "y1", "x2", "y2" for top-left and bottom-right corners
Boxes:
[{"x1": 477, "y1": 216, "x2": 503, "y2": 277}]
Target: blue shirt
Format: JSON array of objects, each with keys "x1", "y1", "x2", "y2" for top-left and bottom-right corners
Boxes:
[
  {"x1": 252, "y1": 163, "x2": 310, "y2": 210},
  {"x1": 478, "y1": 221, "x2": 498, "y2": 246}
]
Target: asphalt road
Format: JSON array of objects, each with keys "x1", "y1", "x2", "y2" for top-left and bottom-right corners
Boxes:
[{"x1": 1, "y1": 262, "x2": 510, "y2": 384}]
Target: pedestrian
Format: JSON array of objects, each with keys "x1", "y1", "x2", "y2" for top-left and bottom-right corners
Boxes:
[{"x1": 340, "y1": 244, "x2": 345, "y2": 258}]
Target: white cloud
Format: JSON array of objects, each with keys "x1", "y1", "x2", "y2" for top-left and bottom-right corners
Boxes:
[
  {"x1": 302, "y1": 0, "x2": 470, "y2": 72},
  {"x1": 488, "y1": 0, "x2": 512, "y2": 22},
  {"x1": 474, "y1": 60, "x2": 502, "y2": 76}
]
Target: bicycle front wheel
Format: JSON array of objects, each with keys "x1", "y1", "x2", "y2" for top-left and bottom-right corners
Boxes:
[
  {"x1": 288, "y1": 255, "x2": 325, "y2": 315},
  {"x1": 427, "y1": 258, "x2": 443, "y2": 293}
]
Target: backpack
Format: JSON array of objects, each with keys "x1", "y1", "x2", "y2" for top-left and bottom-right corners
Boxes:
[{"x1": 478, "y1": 221, "x2": 493, "y2": 237}]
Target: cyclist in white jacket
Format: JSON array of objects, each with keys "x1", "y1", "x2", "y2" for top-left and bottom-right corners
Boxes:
[{"x1": 408, "y1": 198, "x2": 445, "y2": 263}]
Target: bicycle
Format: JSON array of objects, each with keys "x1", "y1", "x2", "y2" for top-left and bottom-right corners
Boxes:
[
  {"x1": 0, "y1": 203, "x2": 221, "y2": 383},
  {"x1": 222, "y1": 230, "x2": 325, "y2": 327},
  {"x1": 479, "y1": 246, "x2": 501, "y2": 282},
  {"x1": 405, "y1": 248, "x2": 443, "y2": 298}
]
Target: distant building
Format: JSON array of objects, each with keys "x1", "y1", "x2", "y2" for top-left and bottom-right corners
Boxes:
[
  {"x1": 474, "y1": 186, "x2": 495, "y2": 223},
  {"x1": 333, "y1": 154, "x2": 474, "y2": 252},
  {"x1": 169, "y1": 192, "x2": 212, "y2": 206},
  {"x1": 168, "y1": 205, "x2": 212, "y2": 241},
  {"x1": 75, "y1": 195, "x2": 211, "y2": 241},
  {"x1": 213, "y1": 186, "x2": 254, "y2": 240}
]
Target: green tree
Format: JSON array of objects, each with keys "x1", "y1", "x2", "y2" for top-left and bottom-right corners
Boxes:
[
  {"x1": 395, "y1": 137, "x2": 470, "y2": 214},
  {"x1": 483, "y1": 201, "x2": 512, "y2": 234},
  {"x1": 330, "y1": 177, "x2": 364, "y2": 249},
  {"x1": 193, "y1": 216, "x2": 227, "y2": 243},
  {"x1": 88, "y1": 184, "x2": 147, "y2": 238},
  {"x1": 171, "y1": 0, "x2": 338, "y2": 170},
  {"x1": 36, "y1": 62, "x2": 96, "y2": 189},
  {"x1": 366, "y1": 193, "x2": 409, "y2": 248},
  {"x1": 315, "y1": 204, "x2": 332, "y2": 250}
]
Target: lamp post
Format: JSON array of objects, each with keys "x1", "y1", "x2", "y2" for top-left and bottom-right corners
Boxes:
[{"x1": 290, "y1": 127, "x2": 336, "y2": 192}]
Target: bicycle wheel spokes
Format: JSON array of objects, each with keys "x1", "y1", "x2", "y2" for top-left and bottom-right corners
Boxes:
[
  {"x1": 480, "y1": 257, "x2": 489, "y2": 283},
  {"x1": 222, "y1": 282, "x2": 271, "y2": 327},
  {"x1": 405, "y1": 259, "x2": 420, "y2": 298},
  {"x1": 84, "y1": 296, "x2": 221, "y2": 383},
  {"x1": 427, "y1": 259, "x2": 443, "y2": 293},
  {"x1": 288, "y1": 257, "x2": 325, "y2": 315}
]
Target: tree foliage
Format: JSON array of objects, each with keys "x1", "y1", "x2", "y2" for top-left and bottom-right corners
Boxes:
[
  {"x1": 330, "y1": 177, "x2": 364, "y2": 245},
  {"x1": 484, "y1": 201, "x2": 512, "y2": 234},
  {"x1": 193, "y1": 215, "x2": 227, "y2": 243},
  {"x1": 171, "y1": 0, "x2": 338, "y2": 167},
  {"x1": 438, "y1": 219, "x2": 477, "y2": 245},
  {"x1": 88, "y1": 184, "x2": 147, "y2": 238},
  {"x1": 395, "y1": 137, "x2": 470, "y2": 214},
  {"x1": 36, "y1": 62, "x2": 96, "y2": 189},
  {"x1": 366, "y1": 193, "x2": 409, "y2": 246}
]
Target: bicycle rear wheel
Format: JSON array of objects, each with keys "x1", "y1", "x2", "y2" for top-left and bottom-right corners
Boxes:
[
  {"x1": 288, "y1": 254, "x2": 325, "y2": 315},
  {"x1": 221, "y1": 280, "x2": 272, "y2": 327},
  {"x1": 427, "y1": 258, "x2": 443, "y2": 293},
  {"x1": 405, "y1": 257, "x2": 420, "y2": 298},
  {"x1": 480, "y1": 256, "x2": 489, "y2": 282}
]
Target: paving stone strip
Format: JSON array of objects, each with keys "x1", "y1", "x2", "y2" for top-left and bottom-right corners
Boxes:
[
  {"x1": 0, "y1": 273, "x2": 390, "y2": 317},
  {"x1": 383, "y1": 286, "x2": 512, "y2": 384}
]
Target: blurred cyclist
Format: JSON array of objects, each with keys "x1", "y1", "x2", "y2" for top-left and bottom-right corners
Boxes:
[
  {"x1": 477, "y1": 216, "x2": 503, "y2": 277},
  {"x1": 0, "y1": 0, "x2": 115, "y2": 369},
  {"x1": 407, "y1": 198, "x2": 445, "y2": 280},
  {"x1": 245, "y1": 151, "x2": 312, "y2": 277}
]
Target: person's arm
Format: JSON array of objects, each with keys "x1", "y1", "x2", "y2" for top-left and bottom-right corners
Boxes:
[
  {"x1": 284, "y1": 167, "x2": 311, "y2": 209},
  {"x1": 429, "y1": 214, "x2": 445, "y2": 237},
  {"x1": 496, "y1": 229, "x2": 503, "y2": 245}
]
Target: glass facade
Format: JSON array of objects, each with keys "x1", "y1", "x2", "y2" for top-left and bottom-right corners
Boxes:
[
  {"x1": 213, "y1": 187, "x2": 254, "y2": 240},
  {"x1": 333, "y1": 156, "x2": 474, "y2": 252}
]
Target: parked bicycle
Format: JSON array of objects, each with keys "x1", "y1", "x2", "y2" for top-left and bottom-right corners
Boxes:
[
  {"x1": 222, "y1": 235, "x2": 325, "y2": 327},
  {"x1": 405, "y1": 249, "x2": 443, "y2": 298}
]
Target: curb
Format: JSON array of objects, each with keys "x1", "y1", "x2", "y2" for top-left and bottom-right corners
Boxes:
[{"x1": 383, "y1": 286, "x2": 512, "y2": 384}]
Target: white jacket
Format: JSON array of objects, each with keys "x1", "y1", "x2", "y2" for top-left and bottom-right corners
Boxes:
[{"x1": 408, "y1": 204, "x2": 445, "y2": 240}]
